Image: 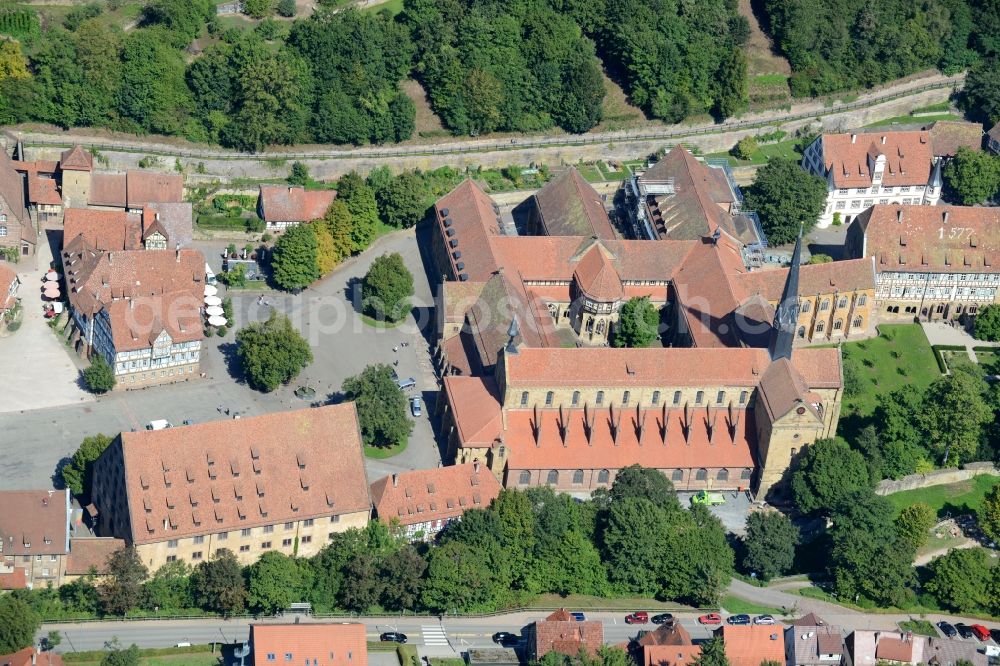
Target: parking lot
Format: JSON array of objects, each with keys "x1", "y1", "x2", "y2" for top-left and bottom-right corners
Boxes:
[{"x1": 677, "y1": 490, "x2": 754, "y2": 535}]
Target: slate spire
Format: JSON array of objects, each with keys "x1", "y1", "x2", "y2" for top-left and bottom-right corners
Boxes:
[{"x1": 769, "y1": 228, "x2": 802, "y2": 361}]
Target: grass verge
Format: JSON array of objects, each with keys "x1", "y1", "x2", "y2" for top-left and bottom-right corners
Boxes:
[
  {"x1": 64, "y1": 645, "x2": 220, "y2": 666},
  {"x1": 360, "y1": 313, "x2": 404, "y2": 329},
  {"x1": 885, "y1": 475, "x2": 1000, "y2": 518},
  {"x1": 529, "y1": 593, "x2": 698, "y2": 611},
  {"x1": 396, "y1": 645, "x2": 420, "y2": 666},
  {"x1": 720, "y1": 594, "x2": 785, "y2": 616},
  {"x1": 364, "y1": 439, "x2": 408, "y2": 459},
  {"x1": 899, "y1": 619, "x2": 939, "y2": 637}
]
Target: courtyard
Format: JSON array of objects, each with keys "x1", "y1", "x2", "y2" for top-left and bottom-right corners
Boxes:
[{"x1": 0, "y1": 224, "x2": 445, "y2": 490}]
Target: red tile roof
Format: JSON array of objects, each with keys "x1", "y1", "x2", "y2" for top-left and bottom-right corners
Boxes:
[
  {"x1": 63, "y1": 208, "x2": 141, "y2": 252},
  {"x1": 645, "y1": 645, "x2": 701, "y2": 666},
  {"x1": 89, "y1": 173, "x2": 127, "y2": 207},
  {"x1": 0, "y1": 150, "x2": 29, "y2": 227},
  {"x1": 259, "y1": 186, "x2": 337, "y2": 223},
  {"x1": 573, "y1": 244, "x2": 624, "y2": 301},
  {"x1": 126, "y1": 172, "x2": 184, "y2": 208},
  {"x1": 0, "y1": 489, "x2": 70, "y2": 556},
  {"x1": 0, "y1": 263, "x2": 17, "y2": 311},
  {"x1": 28, "y1": 176, "x2": 61, "y2": 206},
  {"x1": 504, "y1": 347, "x2": 840, "y2": 388},
  {"x1": 532, "y1": 168, "x2": 616, "y2": 239},
  {"x1": 926, "y1": 121, "x2": 983, "y2": 158},
  {"x1": 65, "y1": 537, "x2": 125, "y2": 575},
  {"x1": 532, "y1": 609, "x2": 604, "y2": 659},
  {"x1": 143, "y1": 203, "x2": 194, "y2": 248},
  {"x1": 734, "y1": 258, "x2": 874, "y2": 299},
  {"x1": 502, "y1": 403, "x2": 756, "y2": 471},
  {"x1": 672, "y1": 236, "x2": 750, "y2": 347},
  {"x1": 757, "y1": 357, "x2": 822, "y2": 423},
  {"x1": 60, "y1": 145, "x2": 94, "y2": 171},
  {"x1": 0, "y1": 648, "x2": 64, "y2": 666},
  {"x1": 638, "y1": 624, "x2": 695, "y2": 647},
  {"x1": 442, "y1": 376, "x2": 503, "y2": 446},
  {"x1": 853, "y1": 204, "x2": 1000, "y2": 273},
  {"x1": 109, "y1": 404, "x2": 370, "y2": 545},
  {"x1": 820, "y1": 132, "x2": 934, "y2": 188},
  {"x1": 435, "y1": 179, "x2": 503, "y2": 281},
  {"x1": 876, "y1": 637, "x2": 914, "y2": 663},
  {"x1": 0, "y1": 568, "x2": 27, "y2": 590},
  {"x1": 250, "y1": 623, "x2": 367, "y2": 666},
  {"x1": 370, "y1": 462, "x2": 503, "y2": 527},
  {"x1": 719, "y1": 625, "x2": 786, "y2": 666},
  {"x1": 63, "y1": 247, "x2": 206, "y2": 351}
]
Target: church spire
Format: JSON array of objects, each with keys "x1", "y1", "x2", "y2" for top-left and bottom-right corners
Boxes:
[{"x1": 769, "y1": 228, "x2": 802, "y2": 361}]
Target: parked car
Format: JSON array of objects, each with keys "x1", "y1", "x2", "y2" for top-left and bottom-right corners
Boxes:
[
  {"x1": 570, "y1": 612, "x2": 586, "y2": 622},
  {"x1": 989, "y1": 628, "x2": 1000, "y2": 643},
  {"x1": 698, "y1": 613, "x2": 722, "y2": 625},
  {"x1": 380, "y1": 633, "x2": 407, "y2": 644},
  {"x1": 146, "y1": 419, "x2": 172, "y2": 430},
  {"x1": 651, "y1": 613, "x2": 674, "y2": 625},
  {"x1": 625, "y1": 612, "x2": 649, "y2": 624},
  {"x1": 492, "y1": 632, "x2": 519, "y2": 647},
  {"x1": 411, "y1": 396, "x2": 422, "y2": 417},
  {"x1": 971, "y1": 624, "x2": 991, "y2": 641},
  {"x1": 937, "y1": 622, "x2": 958, "y2": 638},
  {"x1": 956, "y1": 624, "x2": 975, "y2": 640},
  {"x1": 754, "y1": 615, "x2": 776, "y2": 625},
  {"x1": 397, "y1": 377, "x2": 416, "y2": 390}
]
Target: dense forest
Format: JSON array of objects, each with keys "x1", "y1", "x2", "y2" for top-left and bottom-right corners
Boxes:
[
  {"x1": 0, "y1": 0, "x2": 996, "y2": 149},
  {"x1": 762, "y1": 0, "x2": 999, "y2": 97}
]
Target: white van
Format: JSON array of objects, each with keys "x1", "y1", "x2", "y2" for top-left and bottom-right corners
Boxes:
[
  {"x1": 146, "y1": 420, "x2": 173, "y2": 431},
  {"x1": 205, "y1": 263, "x2": 217, "y2": 286}
]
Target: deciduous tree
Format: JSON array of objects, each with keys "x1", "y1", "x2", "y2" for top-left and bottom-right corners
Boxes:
[
  {"x1": 361, "y1": 252, "x2": 414, "y2": 322},
  {"x1": 743, "y1": 511, "x2": 798, "y2": 581},
  {"x1": 248, "y1": 551, "x2": 301, "y2": 614},
  {"x1": 691, "y1": 637, "x2": 729, "y2": 666},
  {"x1": 791, "y1": 439, "x2": 875, "y2": 515},
  {"x1": 0, "y1": 596, "x2": 40, "y2": 653},
  {"x1": 921, "y1": 371, "x2": 992, "y2": 465},
  {"x1": 743, "y1": 158, "x2": 828, "y2": 245},
  {"x1": 944, "y1": 147, "x2": 1000, "y2": 204},
  {"x1": 61, "y1": 433, "x2": 113, "y2": 498},
  {"x1": 613, "y1": 296, "x2": 660, "y2": 348},
  {"x1": 895, "y1": 502, "x2": 936, "y2": 550},
  {"x1": 100, "y1": 546, "x2": 149, "y2": 616},
  {"x1": 979, "y1": 485, "x2": 1000, "y2": 543},
  {"x1": 235, "y1": 312, "x2": 313, "y2": 392},
  {"x1": 341, "y1": 364, "x2": 413, "y2": 448},
  {"x1": 961, "y1": 57, "x2": 1000, "y2": 125},
  {"x1": 974, "y1": 305, "x2": 1000, "y2": 342},
  {"x1": 191, "y1": 549, "x2": 247, "y2": 616},
  {"x1": 271, "y1": 214, "x2": 319, "y2": 291},
  {"x1": 926, "y1": 547, "x2": 993, "y2": 613}
]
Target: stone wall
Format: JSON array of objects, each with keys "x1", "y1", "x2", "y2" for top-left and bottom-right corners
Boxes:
[{"x1": 875, "y1": 462, "x2": 1000, "y2": 495}]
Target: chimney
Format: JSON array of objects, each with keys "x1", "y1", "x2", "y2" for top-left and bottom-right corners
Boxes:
[
  {"x1": 850, "y1": 134, "x2": 856, "y2": 144},
  {"x1": 473, "y1": 460, "x2": 480, "y2": 473},
  {"x1": 108, "y1": 252, "x2": 113, "y2": 265},
  {"x1": 155, "y1": 212, "x2": 160, "y2": 222},
  {"x1": 392, "y1": 474, "x2": 398, "y2": 487},
  {"x1": 32, "y1": 651, "x2": 36, "y2": 666},
  {"x1": 176, "y1": 247, "x2": 180, "y2": 262},
  {"x1": 943, "y1": 210, "x2": 950, "y2": 224},
  {"x1": 881, "y1": 135, "x2": 886, "y2": 145},
  {"x1": 896, "y1": 209, "x2": 902, "y2": 223}
]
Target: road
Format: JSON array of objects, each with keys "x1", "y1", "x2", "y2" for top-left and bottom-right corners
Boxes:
[
  {"x1": 0, "y1": 224, "x2": 444, "y2": 490},
  {"x1": 39, "y1": 595, "x2": 1000, "y2": 655}
]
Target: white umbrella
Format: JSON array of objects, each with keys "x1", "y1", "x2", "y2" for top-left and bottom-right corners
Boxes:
[
  {"x1": 43, "y1": 285, "x2": 60, "y2": 296},
  {"x1": 45, "y1": 272, "x2": 59, "y2": 282},
  {"x1": 205, "y1": 305, "x2": 224, "y2": 316},
  {"x1": 204, "y1": 285, "x2": 218, "y2": 297},
  {"x1": 204, "y1": 295, "x2": 222, "y2": 306},
  {"x1": 208, "y1": 315, "x2": 227, "y2": 327}
]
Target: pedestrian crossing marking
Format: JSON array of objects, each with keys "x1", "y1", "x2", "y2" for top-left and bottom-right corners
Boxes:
[{"x1": 422, "y1": 625, "x2": 449, "y2": 646}]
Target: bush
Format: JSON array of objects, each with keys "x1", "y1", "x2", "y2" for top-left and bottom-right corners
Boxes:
[
  {"x1": 216, "y1": 326, "x2": 228, "y2": 337},
  {"x1": 732, "y1": 136, "x2": 758, "y2": 160},
  {"x1": 276, "y1": 0, "x2": 295, "y2": 17}
]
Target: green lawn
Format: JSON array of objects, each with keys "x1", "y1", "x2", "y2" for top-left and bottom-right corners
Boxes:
[
  {"x1": 975, "y1": 350, "x2": 1000, "y2": 375},
  {"x1": 64, "y1": 646, "x2": 221, "y2": 666},
  {"x1": 912, "y1": 102, "x2": 952, "y2": 114},
  {"x1": 364, "y1": 439, "x2": 408, "y2": 459},
  {"x1": 706, "y1": 137, "x2": 802, "y2": 166},
  {"x1": 885, "y1": 475, "x2": 1000, "y2": 518},
  {"x1": 576, "y1": 164, "x2": 604, "y2": 183},
  {"x1": 363, "y1": 0, "x2": 404, "y2": 15},
  {"x1": 865, "y1": 113, "x2": 964, "y2": 128},
  {"x1": 720, "y1": 595, "x2": 786, "y2": 616},
  {"x1": 841, "y1": 324, "x2": 940, "y2": 420}
]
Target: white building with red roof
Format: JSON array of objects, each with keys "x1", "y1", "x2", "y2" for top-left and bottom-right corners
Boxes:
[
  {"x1": 801, "y1": 131, "x2": 943, "y2": 228},
  {"x1": 258, "y1": 185, "x2": 337, "y2": 231},
  {"x1": 249, "y1": 623, "x2": 367, "y2": 666}
]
